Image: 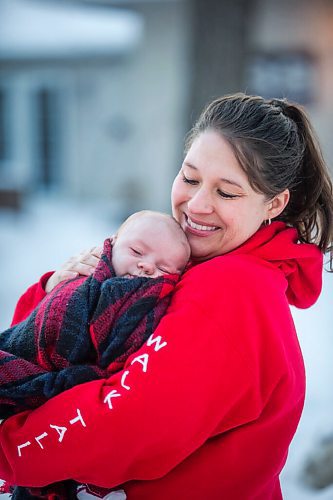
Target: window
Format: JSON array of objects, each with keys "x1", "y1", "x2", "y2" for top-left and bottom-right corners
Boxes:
[
  {"x1": 34, "y1": 87, "x2": 61, "y2": 188},
  {"x1": 0, "y1": 87, "x2": 10, "y2": 162},
  {"x1": 246, "y1": 51, "x2": 315, "y2": 105}
]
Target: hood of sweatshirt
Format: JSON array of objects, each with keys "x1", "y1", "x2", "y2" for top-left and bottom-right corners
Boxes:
[{"x1": 232, "y1": 221, "x2": 323, "y2": 309}]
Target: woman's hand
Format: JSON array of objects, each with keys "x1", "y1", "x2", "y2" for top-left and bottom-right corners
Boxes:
[{"x1": 45, "y1": 246, "x2": 103, "y2": 293}]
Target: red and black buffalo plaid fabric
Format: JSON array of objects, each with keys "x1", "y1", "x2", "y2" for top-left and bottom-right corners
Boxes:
[{"x1": 0, "y1": 238, "x2": 178, "y2": 418}]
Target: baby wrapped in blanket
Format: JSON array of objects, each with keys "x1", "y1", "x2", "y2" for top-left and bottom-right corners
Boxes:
[{"x1": 0, "y1": 210, "x2": 190, "y2": 417}]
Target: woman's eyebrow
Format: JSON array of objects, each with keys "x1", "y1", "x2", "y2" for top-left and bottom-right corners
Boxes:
[
  {"x1": 219, "y1": 178, "x2": 244, "y2": 190},
  {"x1": 184, "y1": 161, "x2": 198, "y2": 170},
  {"x1": 184, "y1": 161, "x2": 244, "y2": 190}
]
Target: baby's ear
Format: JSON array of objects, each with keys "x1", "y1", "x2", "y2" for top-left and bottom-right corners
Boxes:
[{"x1": 109, "y1": 234, "x2": 117, "y2": 246}]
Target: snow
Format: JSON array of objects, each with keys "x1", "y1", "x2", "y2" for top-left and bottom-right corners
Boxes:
[
  {"x1": 280, "y1": 268, "x2": 333, "y2": 499},
  {"x1": 0, "y1": 194, "x2": 332, "y2": 499}
]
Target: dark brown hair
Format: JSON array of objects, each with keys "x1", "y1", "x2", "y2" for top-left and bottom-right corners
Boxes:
[{"x1": 186, "y1": 93, "x2": 333, "y2": 268}]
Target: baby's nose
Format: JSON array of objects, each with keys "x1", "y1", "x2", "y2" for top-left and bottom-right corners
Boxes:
[{"x1": 137, "y1": 260, "x2": 155, "y2": 275}]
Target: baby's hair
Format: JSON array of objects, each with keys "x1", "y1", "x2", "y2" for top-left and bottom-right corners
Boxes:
[{"x1": 117, "y1": 210, "x2": 191, "y2": 261}]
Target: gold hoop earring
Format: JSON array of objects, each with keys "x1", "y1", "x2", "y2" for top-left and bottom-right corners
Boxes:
[{"x1": 265, "y1": 218, "x2": 271, "y2": 226}]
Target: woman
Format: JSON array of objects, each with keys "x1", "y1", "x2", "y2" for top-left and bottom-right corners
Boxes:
[{"x1": 1, "y1": 93, "x2": 333, "y2": 499}]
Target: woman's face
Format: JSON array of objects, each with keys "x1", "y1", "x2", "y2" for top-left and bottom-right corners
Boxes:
[{"x1": 171, "y1": 130, "x2": 271, "y2": 261}]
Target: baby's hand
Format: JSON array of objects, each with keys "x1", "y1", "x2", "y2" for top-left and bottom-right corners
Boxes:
[{"x1": 45, "y1": 246, "x2": 103, "y2": 293}]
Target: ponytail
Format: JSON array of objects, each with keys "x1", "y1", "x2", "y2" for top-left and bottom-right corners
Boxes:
[{"x1": 279, "y1": 101, "x2": 333, "y2": 265}]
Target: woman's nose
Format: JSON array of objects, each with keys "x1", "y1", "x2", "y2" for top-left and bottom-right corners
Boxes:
[
  {"x1": 187, "y1": 188, "x2": 213, "y2": 214},
  {"x1": 137, "y1": 260, "x2": 155, "y2": 275}
]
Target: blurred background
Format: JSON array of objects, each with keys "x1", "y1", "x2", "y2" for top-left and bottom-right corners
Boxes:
[{"x1": 0, "y1": 0, "x2": 333, "y2": 498}]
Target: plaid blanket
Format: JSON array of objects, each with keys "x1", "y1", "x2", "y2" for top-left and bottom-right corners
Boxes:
[{"x1": 0, "y1": 238, "x2": 178, "y2": 418}]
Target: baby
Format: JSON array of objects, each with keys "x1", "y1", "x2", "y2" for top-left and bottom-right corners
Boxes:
[
  {"x1": 111, "y1": 210, "x2": 190, "y2": 279},
  {"x1": 0, "y1": 210, "x2": 190, "y2": 417}
]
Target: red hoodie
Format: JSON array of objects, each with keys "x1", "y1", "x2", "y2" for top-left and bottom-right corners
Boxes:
[{"x1": 0, "y1": 222, "x2": 323, "y2": 499}]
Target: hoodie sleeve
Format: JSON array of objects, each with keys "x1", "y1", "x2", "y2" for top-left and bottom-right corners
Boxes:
[
  {"x1": 0, "y1": 257, "x2": 288, "y2": 488},
  {"x1": 10, "y1": 272, "x2": 53, "y2": 326}
]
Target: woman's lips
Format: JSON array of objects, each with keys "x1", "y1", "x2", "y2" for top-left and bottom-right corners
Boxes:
[{"x1": 184, "y1": 214, "x2": 220, "y2": 237}]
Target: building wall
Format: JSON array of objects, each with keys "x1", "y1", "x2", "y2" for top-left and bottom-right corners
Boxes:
[
  {"x1": 249, "y1": 0, "x2": 333, "y2": 170},
  {"x1": 72, "y1": 1, "x2": 191, "y2": 216},
  {"x1": 0, "y1": 0, "x2": 191, "y2": 220}
]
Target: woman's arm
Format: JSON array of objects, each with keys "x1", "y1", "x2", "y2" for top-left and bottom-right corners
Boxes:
[
  {"x1": 0, "y1": 258, "x2": 275, "y2": 489},
  {"x1": 10, "y1": 247, "x2": 102, "y2": 326},
  {"x1": 11, "y1": 272, "x2": 53, "y2": 325}
]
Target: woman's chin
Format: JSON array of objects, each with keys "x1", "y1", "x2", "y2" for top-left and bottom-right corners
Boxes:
[
  {"x1": 189, "y1": 245, "x2": 215, "y2": 262},
  {"x1": 187, "y1": 234, "x2": 222, "y2": 262}
]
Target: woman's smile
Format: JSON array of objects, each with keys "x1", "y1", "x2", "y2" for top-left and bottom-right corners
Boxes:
[{"x1": 184, "y1": 214, "x2": 220, "y2": 236}]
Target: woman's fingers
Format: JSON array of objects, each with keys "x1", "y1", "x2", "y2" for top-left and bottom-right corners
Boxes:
[
  {"x1": 65, "y1": 261, "x2": 95, "y2": 276},
  {"x1": 45, "y1": 245, "x2": 103, "y2": 293},
  {"x1": 77, "y1": 246, "x2": 103, "y2": 262},
  {"x1": 72, "y1": 248, "x2": 102, "y2": 274},
  {"x1": 89, "y1": 246, "x2": 103, "y2": 258},
  {"x1": 45, "y1": 270, "x2": 78, "y2": 293}
]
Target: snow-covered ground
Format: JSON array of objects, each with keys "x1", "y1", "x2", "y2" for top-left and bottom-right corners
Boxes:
[{"x1": 0, "y1": 194, "x2": 332, "y2": 499}]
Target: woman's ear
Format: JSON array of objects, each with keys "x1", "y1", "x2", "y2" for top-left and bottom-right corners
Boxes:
[{"x1": 267, "y1": 189, "x2": 290, "y2": 220}]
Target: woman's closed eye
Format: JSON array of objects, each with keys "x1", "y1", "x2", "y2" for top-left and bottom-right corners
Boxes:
[
  {"x1": 182, "y1": 172, "x2": 239, "y2": 199},
  {"x1": 217, "y1": 189, "x2": 239, "y2": 200},
  {"x1": 182, "y1": 172, "x2": 198, "y2": 185}
]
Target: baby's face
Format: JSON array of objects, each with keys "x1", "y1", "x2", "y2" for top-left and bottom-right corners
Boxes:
[{"x1": 112, "y1": 216, "x2": 189, "y2": 278}]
